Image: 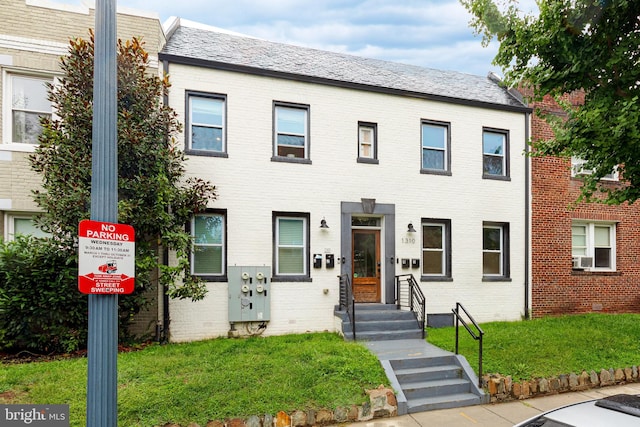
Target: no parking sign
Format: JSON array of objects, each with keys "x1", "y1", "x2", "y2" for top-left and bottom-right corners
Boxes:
[{"x1": 78, "y1": 220, "x2": 135, "y2": 294}]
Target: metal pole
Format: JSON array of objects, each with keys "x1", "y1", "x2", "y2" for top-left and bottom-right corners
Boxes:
[{"x1": 87, "y1": 0, "x2": 118, "y2": 425}]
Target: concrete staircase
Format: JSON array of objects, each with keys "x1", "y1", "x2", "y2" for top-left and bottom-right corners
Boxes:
[
  {"x1": 388, "y1": 354, "x2": 488, "y2": 413},
  {"x1": 335, "y1": 304, "x2": 487, "y2": 414},
  {"x1": 339, "y1": 303, "x2": 423, "y2": 341}
]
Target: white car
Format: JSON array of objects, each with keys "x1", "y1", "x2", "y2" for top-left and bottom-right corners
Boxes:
[{"x1": 514, "y1": 394, "x2": 640, "y2": 427}]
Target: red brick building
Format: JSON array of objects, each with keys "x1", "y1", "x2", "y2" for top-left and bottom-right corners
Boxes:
[{"x1": 531, "y1": 92, "x2": 640, "y2": 316}]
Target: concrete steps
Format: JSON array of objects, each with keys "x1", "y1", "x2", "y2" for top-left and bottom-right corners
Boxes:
[
  {"x1": 389, "y1": 356, "x2": 487, "y2": 413},
  {"x1": 339, "y1": 304, "x2": 423, "y2": 341},
  {"x1": 335, "y1": 304, "x2": 488, "y2": 414}
]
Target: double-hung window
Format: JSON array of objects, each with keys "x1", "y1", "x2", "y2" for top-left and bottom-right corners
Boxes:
[
  {"x1": 482, "y1": 128, "x2": 509, "y2": 179},
  {"x1": 191, "y1": 211, "x2": 226, "y2": 278},
  {"x1": 482, "y1": 222, "x2": 510, "y2": 279},
  {"x1": 6, "y1": 73, "x2": 53, "y2": 145},
  {"x1": 186, "y1": 92, "x2": 226, "y2": 155},
  {"x1": 358, "y1": 122, "x2": 378, "y2": 163},
  {"x1": 422, "y1": 219, "x2": 451, "y2": 280},
  {"x1": 273, "y1": 213, "x2": 309, "y2": 279},
  {"x1": 273, "y1": 102, "x2": 309, "y2": 161},
  {"x1": 421, "y1": 120, "x2": 450, "y2": 174},
  {"x1": 571, "y1": 222, "x2": 616, "y2": 271}
]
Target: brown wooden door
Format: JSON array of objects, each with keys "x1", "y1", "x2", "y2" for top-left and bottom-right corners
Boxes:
[{"x1": 352, "y1": 229, "x2": 381, "y2": 303}]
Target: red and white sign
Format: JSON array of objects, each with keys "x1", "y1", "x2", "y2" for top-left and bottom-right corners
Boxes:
[{"x1": 78, "y1": 220, "x2": 135, "y2": 294}]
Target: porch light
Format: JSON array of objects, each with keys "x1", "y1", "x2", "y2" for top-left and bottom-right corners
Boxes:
[
  {"x1": 407, "y1": 222, "x2": 416, "y2": 233},
  {"x1": 320, "y1": 218, "x2": 329, "y2": 229}
]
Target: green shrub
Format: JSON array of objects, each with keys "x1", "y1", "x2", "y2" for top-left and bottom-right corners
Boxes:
[{"x1": 0, "y1": 236, "x2": 86, "y2": 353}]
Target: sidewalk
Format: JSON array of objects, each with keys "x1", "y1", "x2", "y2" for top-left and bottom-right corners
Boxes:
[{"x1": 348, "y1": 382, "x2": 640, "y2": 427}]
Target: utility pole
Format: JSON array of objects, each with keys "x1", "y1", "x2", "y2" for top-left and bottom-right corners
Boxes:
[{"x1": 86, "y1": 0, "x2": 118, "y2": 425}]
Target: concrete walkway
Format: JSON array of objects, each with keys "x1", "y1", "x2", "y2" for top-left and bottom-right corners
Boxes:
[
  {"x1": 347, "y1": 382, "x2": 640, "y2": 426},
  {"x1": 363, "y1": 339, "x2": 453, "y2": 361}
]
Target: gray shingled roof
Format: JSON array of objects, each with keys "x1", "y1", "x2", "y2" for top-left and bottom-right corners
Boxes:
[{"x1": 161, "y1": 23, "x2": 528, "y2": 111}]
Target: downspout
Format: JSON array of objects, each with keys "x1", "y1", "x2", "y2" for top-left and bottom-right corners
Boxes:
[
  {"x1": 524, "y1": 111, "x2": 531, "y2": 320},
  {"x1": 160, "y1": 58, "x2": 171, "y2": 342}
]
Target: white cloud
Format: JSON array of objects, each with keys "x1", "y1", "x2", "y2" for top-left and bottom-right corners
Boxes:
[{"x1": 62, "y1": 0, "x2": 504, "y2": 75}]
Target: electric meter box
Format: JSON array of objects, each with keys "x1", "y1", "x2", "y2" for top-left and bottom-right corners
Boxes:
[{"x1": 228, "y1": 266, "x2": 271, "y2": 322}]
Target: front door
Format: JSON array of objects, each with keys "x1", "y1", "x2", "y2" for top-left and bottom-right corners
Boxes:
[{"x1": 352, "y1": 229, "x2": 381, "y2": 303}]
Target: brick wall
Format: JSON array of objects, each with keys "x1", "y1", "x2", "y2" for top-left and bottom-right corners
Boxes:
[{"x1": 530, "y1": 92, "x2": 640, "y2": 317}]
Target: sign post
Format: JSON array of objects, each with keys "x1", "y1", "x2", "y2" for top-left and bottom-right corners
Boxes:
[{"x1": 86, "y1": 0, "x2": 119, "y2": 425}]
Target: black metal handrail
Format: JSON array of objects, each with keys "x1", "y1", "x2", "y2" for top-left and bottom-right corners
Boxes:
[
  {"x1": 452, "y1": 302, "x2": 484, "y2": 387},
  {"x1": 338, "y1": 274, "x2": 355, "y2": 340},
  {"x1": 395, "y1": 274, "x2": 425, "y2": 338}
]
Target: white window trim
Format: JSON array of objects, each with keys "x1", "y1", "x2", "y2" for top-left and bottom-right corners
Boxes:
[
  {"x1": 274, "y1": 103, "x2": 309, "y2": 160},
  {"x1": 358, "y1": 123, "x2": 376, "y2": 159},
  {"x1": 421, "y1": 122, "x2": 448, "y2": 171},
  {"x1": 190, "y1": 213, "x2": 226, "y2": 277},
  {"x1": 572, "y1": 221, "x2": 617, "y2": 271},
  {"x1": 2, "y1": 68, "x2": 57, "y2": 152},
  {"x1": 422, "y1": 222, "x2": 446, "y2": 277},
  {"x1": 483, "y1": 224, "x2": 504, "y2": 277},
  {"x1": 186, "y1": 93, "x2": 226, "y2": 153},
  {"x1": 275, "y1": 215, "x2": 308, "y2": 276},
  {"x1": 482, "y1": 129, "x2": 509, "y2": 178},
  {"x1": 4, "y1": 213, "x2": 48, "y2": 240}
]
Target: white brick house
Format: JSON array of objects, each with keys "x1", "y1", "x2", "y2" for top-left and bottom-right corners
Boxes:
[{"x1": 159, "y1": 18, "x2": 532, "y2": 342}]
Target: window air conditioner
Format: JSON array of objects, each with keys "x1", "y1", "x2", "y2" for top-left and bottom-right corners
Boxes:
[{"x1": 572, "y1": 256, "x2": 593, "y2": 269}]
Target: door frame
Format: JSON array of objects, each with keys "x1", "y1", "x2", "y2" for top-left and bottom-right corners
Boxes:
[
  {"x1": 352, "y1": 228, "x2": 381, "y2": 303},
  {"x1": 340, "y1": 201, "x2": 396, "y2": 304}
]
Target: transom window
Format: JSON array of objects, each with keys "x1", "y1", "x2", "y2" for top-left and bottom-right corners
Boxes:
[
  {"x1": 482, "y1": 129, "x2": 509, "y2": 178},
  {"x1": 274, "y1": 103, "x2": 309, "y2": 160},
  {"x1": 274, "y1": 213, "x2": 309, "y2": 278},
  {"x1": 358, "y1": 122, "x2": 378, "y2": 162},
  {"x1": 191, "y1": 212, "x2": 226, "y2": 277},
  {"x1": 422, "y1": 219, "x2": 451, "y2": 279},
  {"x1": 571, "y1": 222, "x2": 616, "y2": 271},
  {"x1": 421, "y1": 121, "x2": 450, "y2": 173},
  {"x1": 7, "y1": 73, "x2": 53, "y2": 144},
  {"x1": 483, "y1": 222, "x2": 510, "y2": 278},
  {"x1": 186, "y1": 92, "x2": 226, "y2": 154}
]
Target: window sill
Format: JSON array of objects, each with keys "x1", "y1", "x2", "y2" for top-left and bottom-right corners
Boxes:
[
  {"x1": 271, "y1": 276, "x2": 312, "y2": 282},
  {"x1": 420, "y1": 168, "x2": 451, "y2": 176},
  {"x1": 482, "y1": 276, "x2": 512, "y2": 282},
  {"x1": 571, "y1": 269, "x2": 620, "y2": 276},
  {"x1": 185, "y1": 149, "x2": 228, "y2": 158},
  {"x1": 421, "y1": 276, "x2": 453, "y2": 282},
  {"x1": 357, "y1": 157, "x2": 379, "y2": 165},
  {"x1": 0, "y1": 143, "x2": 37, "y2": 153},
  {"x1": 271, "y1": 156, "x2": 312, "y2": 165},
  {"x1": 482, "y1": 174, "x2": 511, "y2": 181}
]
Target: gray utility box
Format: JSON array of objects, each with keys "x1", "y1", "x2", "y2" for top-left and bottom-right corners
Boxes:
[{"x1": 228, "y1": 266, "x2": 271, "y2": 322}]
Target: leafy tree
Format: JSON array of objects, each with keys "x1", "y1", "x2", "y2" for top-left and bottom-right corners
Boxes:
[
  {"x1": 30, "y1": 32, "x2": 216, "y2": 327},
  {"x1": 462, "y1": 0, "x2": 640, "y2": 203}
]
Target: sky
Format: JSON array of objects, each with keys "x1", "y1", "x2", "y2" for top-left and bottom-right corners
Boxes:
[{"x1": 64, "y1": 0, "x2": 530, "y2": 77}]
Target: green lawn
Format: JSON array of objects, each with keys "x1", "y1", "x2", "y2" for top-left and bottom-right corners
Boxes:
[
  {"x1": 427, "y1": 313, "x2": 640, "y2": 380},
  {"x1": 4, "y1": 314, "x2": 640, "y2": 426},
  {"x1": 0, "y1": 333, "x2": 388, "y2": 427}
]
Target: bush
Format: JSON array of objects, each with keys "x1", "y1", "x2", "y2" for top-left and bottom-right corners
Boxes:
[{"x1": 0, "y1": 236, "x2": 86, "y2": 353}]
